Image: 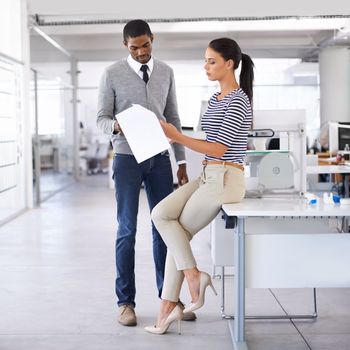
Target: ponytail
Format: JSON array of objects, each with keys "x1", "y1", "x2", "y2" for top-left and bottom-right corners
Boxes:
[
  {"x1": 240, "y1": 53, "x2": 254, "y2": 104},
  {"x1": 208, "y1": 38, "x2": 255, "y2": 104}
]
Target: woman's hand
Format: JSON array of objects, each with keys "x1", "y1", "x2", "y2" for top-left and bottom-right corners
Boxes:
[{"x1": 160, "y1": 120, "x2": 180, "y2": 142}]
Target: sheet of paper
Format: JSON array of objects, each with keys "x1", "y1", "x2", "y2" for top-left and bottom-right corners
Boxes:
[{"x1": 116, "y1": 104, "x2": 170, "y2": 163}]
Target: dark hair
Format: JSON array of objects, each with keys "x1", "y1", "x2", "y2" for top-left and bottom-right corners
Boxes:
[
  {"x1": 123, "y1": 19, "x2": 152, "y2": 42},
  {"x1": 208, "y1": 38, "x2": 254, "y2": 103}
]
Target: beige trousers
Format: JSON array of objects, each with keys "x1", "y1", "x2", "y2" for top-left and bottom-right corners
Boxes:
[{"x1": 151, "y1": 164, "x2": 245, "y2": 302}]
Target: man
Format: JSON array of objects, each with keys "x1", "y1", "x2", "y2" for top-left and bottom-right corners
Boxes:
[{"x1": 97, "y1": 19, "x2": 195, "y2": 326}]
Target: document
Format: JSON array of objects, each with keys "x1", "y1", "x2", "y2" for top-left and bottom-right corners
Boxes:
[{"x1": 116, "y1": 104, "x2": 170, "y2": 163}]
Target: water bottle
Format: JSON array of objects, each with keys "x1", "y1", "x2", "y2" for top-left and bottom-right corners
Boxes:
[{"x1": 344, "y1": 144, "x2": 350, "y2": 161}]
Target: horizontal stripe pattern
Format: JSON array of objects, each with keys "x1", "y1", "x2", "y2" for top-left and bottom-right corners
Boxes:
[{"x1": 201, "y1": 88, "x2": 252, "y2": 164}]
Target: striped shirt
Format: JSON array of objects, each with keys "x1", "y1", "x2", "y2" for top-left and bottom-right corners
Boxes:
[{"x1": 201, "y1": 88, "x2": 252, "y2": 165}]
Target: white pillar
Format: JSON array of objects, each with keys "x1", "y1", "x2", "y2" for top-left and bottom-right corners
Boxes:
[
  {"x1": 21, "y1": 0, "x2": 33, "y2": 209},
  {"x1": 319, "y1": 46, "x2": 350, "y2": 127},
  {"x1": 71, "y1": 58, "x2": 80, "y2": 181}
]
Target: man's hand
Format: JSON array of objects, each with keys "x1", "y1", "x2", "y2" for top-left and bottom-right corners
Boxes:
[
  {"x1": 114, "y1": 122, "x2": 123, "y2": 135},
  {"x1": 177, "y1": 163, "x2": 188, "y2": 186}
]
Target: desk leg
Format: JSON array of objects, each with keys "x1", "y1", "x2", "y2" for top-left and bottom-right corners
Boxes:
[
  {"x1": 228, "y1": 217, "x2": 249, "y2": 350},
  {"x1": 344, "y1": 174, "x2": 349, "y2": 198}
]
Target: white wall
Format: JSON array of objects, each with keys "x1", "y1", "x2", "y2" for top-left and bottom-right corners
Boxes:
[
  {"x1": 319, "y1": 46, "x2": 350, "y2": 127},
  {"x1": 77, "y1": 59, "x2": 320, "y2": 148},
  {"x1": 0, "y1": 0, "x2": 31, "y2": 222}
]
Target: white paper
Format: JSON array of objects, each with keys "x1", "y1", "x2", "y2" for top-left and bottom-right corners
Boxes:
[{"x1": 116, "y1": 104, "x2": 170, "y2": 163}]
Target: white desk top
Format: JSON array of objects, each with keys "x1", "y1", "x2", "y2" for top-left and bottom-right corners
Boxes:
[
  {"x1": 222, "y1": 198, "x2": 350, "y2": 217},
  {"x1": 307, "y1": 165, "x2": 350, "y2": 174}
]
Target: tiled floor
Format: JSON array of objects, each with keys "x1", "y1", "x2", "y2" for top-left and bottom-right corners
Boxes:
[{"x1": 0, "y1": 175, "x2": 350, "y2": 350}]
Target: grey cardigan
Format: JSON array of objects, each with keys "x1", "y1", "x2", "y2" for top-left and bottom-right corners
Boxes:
[{"x1": 96, "y1": 58, "x2": 186, "y2": 162}]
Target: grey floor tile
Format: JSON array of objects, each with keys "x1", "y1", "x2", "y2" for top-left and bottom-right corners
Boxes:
[
  {"x1": 245, "y1": 319, "x2": 299, "y2": 335},
  {"x1": 245, "y1": 333, "x2": 310, "y2": 350},
  {"x1": 277, "y1": 288, "x2": 350, "y2": 335},
  {"x1": 293, "y1": 314, "x2": 350, "y2": 336},
  {"x1": 304, "y1": 333, "x2": 350, "y2": 350},
  {"x1": 220, "y1": 286, "x2": 294, "y2": 319},
  {"x1": 0, "y1": 334, "x2": 233, "y2": 350}
]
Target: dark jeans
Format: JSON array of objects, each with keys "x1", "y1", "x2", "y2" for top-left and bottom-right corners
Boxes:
[{"x1": 112, "y1": 152, "x2": 174, "y2": 307}]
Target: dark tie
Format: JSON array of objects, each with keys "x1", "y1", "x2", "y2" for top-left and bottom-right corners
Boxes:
[{"x1": 140, "y1": 65, "x2": 149, "y2": 84}]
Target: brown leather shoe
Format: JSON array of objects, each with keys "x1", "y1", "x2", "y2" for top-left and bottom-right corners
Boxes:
[
  {"x1": 118, "y1": 304, "x2": 137, "y2": 326},
  {"x1": 182, "y1": 310, "x2": 197, "y2": 321},
  {"x1": 177, "y1": 301, "x2": 197, "y2": 321}
]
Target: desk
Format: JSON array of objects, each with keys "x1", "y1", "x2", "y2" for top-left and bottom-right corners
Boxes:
[
  {"x1": 307, "y1": 165, "x2": 350, "y2": 174},
  {"x1": 221, "y1": 198, "x2": 350, "y2": 350},
  {"x1": 307, "y1": 165, "x2": 350, "y2": 197}
]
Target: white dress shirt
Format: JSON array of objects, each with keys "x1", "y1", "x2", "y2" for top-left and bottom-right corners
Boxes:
[{"x1": 127, "y1": 55, "x2": 154, "y2": 79}]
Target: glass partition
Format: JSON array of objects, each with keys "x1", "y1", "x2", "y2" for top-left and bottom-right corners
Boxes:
[{"x1": 30, "y1": 30, "x2": 75, "y2": 204}]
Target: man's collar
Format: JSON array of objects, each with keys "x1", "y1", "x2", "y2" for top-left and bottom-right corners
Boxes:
[{"x1": 127, "y1": 55, "x2": 154, "y2": 74}]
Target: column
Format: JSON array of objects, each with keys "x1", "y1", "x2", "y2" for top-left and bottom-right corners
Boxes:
[{"x1": 319, "y1": 46, "x2": 350, "y2": 126}]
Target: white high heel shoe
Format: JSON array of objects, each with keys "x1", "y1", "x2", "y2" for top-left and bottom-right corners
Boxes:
[
  {"x1": 144, "y1": 305, "x2": 183, "y2": 335},
  {"x1": 183, "y1": 271, "x2": 217, "y2": 313}
]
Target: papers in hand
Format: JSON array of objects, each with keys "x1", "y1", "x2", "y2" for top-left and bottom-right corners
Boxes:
[{"x1": 116, "y1": 104, "x2": 170, "y2": 163}]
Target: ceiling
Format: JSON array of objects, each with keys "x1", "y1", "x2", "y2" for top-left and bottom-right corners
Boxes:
[
  {"x1": 27, "y1": 1, "x2": 350, "y2": 63},
  {"x1": 27, "y1": 0, "x2": 350, "y2": 18}
]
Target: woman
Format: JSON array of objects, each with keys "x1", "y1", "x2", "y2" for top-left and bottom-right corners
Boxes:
[{"x1": 145, "y1": 38, "x2": 254, "y2": 335}]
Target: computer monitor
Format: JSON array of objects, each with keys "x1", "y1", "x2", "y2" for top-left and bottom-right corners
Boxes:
[
  {"x1": 338, "y1": 123, "x2": 350, "y2": 151},
  {"x1": 328, "y1": 122, "x2": 350, "y2": 154}
]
